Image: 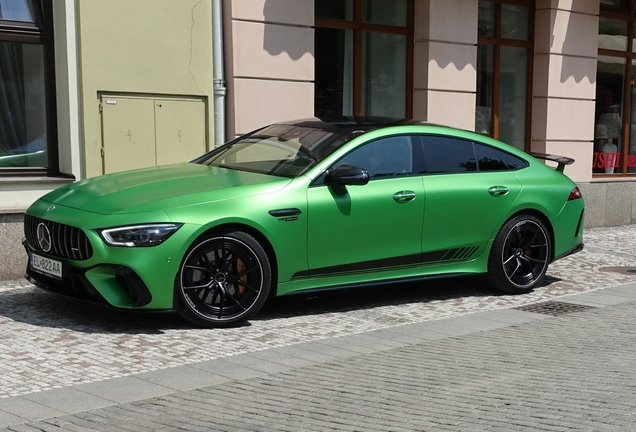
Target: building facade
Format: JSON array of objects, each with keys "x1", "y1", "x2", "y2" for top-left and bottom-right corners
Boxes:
[{"x1": 0, "y1": 0, "x2": 631, "y2": 279}]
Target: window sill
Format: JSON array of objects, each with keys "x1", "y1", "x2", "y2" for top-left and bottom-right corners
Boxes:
[{"x1": 0, "y1": 175, "x2": 75, "y2": 185}]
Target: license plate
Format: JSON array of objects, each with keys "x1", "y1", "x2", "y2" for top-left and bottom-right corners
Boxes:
[{"x1": 30, "y1": 253, "x2": 63, "y2": 279}]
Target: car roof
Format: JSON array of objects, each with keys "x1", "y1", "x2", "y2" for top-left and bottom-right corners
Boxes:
[{"x1": 281, "y1": 116, "x2": 423, "y2": 131}]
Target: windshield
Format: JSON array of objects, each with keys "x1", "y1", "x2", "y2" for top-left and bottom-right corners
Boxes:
[{"x1": 197, "y1": 124, "x2": 355, "y2": 178}]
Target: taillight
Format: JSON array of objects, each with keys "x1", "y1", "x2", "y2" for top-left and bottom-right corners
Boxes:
[{"x1": 568, "y1": 187, "x2": 582, "y2": 201}]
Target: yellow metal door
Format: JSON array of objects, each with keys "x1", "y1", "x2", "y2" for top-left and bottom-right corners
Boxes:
[
  {"x1": 101, "y1": 97, "x2": 156, "y2": 174},
  {"x1": 155, "y1": 99, "x2": 206, "y2": 165}
]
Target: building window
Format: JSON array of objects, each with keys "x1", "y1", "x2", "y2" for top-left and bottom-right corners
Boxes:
[
  {"x1": 314, "y1": 0, "x2": 413, "y2": 119},
  {"x1": 594, "y1": 1, "x2": 636, "y2": 176},
  {"x1": 476, "y1": 0, "x2": 533, "y2": 151},
  {"x1": 0, "y1": 0, "x2": 57, "y2": 175}
]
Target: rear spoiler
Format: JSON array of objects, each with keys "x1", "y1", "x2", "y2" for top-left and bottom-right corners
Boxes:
[{"x1": 530, "y1": 152, "x2": 574, "y2": 174}]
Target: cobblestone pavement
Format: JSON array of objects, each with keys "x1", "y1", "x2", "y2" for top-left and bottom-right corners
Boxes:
[
  {"x1": 1, "y1": 225, "x2": 635, "y2": 401},
  {"x1": 3, "y1": 280, "x2": 636, "y2": 430}
]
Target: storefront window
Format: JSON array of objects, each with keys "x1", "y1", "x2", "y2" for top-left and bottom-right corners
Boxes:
[
  {"x1": 498, "y1": 46, "x2": 527, "y2": 150},
  {"x1": 315, "y1": 0, "x2": 354, "y2": 22},
  {"x1": 476, "y1": 44, "x2": 494, "y2": 135},
  {"x1": 0, "y1": 42, "x2": 47, "y2": 168},
  {"x1": 599, "y1": 18, "x2": 628, "y2": 51},
  {"x1": 501, "y1": 4, "x2": 529, "y2": 41},
  {"x1": 314, "y1": 27, "x2": 354, "y2": 117},
  {"x1": 315, "y1": 0, "x2": 412, "y2": 118},
  {"x1": 362, "y1": 0, "x2": 408, "y2": 27},
  {"x1": 478, "y1": 2, "x2": 496, "y2": 37},
  {"x1": 0, "y1": 0, "x2": 36, "y2": 22},
  {"x1": 0, "y1": 0, "x2": 56, "y2": 174},
  {"x1": 361, "y1": 32, "x2": 407, "y2": 117},
  {"x1": 476, "y1": 0, "x2": 533, "y2": 151},
  {"x1": 594, "y1": 56, "x2": 626, "y2": 174},
  {"x1": 596, "y1": 1, "x2": 636, "y2": 176}
]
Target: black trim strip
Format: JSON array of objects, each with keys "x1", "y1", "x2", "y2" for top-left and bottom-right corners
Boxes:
[
  {"x1": 294, "y1": 253, "x2": 420, "y2": 279},
  {"x1": 268, "y1": 208, "x2": 302, "y2": 217},
  {"x1": 283, "y1": 273, "x2": 474, "y2": 296},
  {"x1": 575, "y1": 209, "x2": 584, "y2": 238},
  {"x1": 293, "y1": 246, "x2": 480, "y2": 280}
]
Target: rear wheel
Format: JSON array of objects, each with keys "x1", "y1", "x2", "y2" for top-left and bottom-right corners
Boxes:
[
  {"x1": 176, "y1": 231, "x2": 271, "y2": 327},
  {"x1": 484, "y1": 214, "x2": 551, "y2": 294}
]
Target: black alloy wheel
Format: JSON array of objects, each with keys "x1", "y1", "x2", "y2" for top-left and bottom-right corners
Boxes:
[
  {"x1": 485, "y1": 214, "x2": 551, "y2": 294},
  {"x1": 176, "y1": 231, "x2": 271, "y2": 327}
]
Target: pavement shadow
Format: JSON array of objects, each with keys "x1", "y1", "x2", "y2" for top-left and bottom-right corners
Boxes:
[
  {"x1": 0, "y1": 287, "x2": 189, "y2": 334},
  {"x1": 254, "y1": 274, "x2": 562, "y2": 322},
  {"x1": 0, "y1": 274, "x2": 561, "y2": 332}
]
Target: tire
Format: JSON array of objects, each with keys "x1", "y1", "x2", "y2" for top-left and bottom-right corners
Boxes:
[
  {"x1": 176, "y1": 230, "x2": 271, "y2": 328},
  {"x1": 483, "y1": 214, "x2": 551, "y2": 294}
]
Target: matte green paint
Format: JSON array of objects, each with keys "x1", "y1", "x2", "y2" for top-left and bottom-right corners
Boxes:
[
  {"x1": 307, "y1": 175, "x2": 425, "y2": 271},
  {"x1": 24, "y1": 123, "x2": 584, "y2": 310}
]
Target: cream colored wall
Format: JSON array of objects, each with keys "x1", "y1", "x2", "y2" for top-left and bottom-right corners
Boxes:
[
  {"x1": 413, "y1": 0, "x2": 478, "y2": 130},
  {"x1": 77, "y1": 0, "x2": 214, "y2": 179},
  {"x1": 224, "y1": 0, "x2": 314, "y2": 138},
  {"x1": 532, "y1": 0, "x2": 599, "y2": 183}
]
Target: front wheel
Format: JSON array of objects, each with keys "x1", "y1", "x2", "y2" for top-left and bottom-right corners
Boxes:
[
  {"x1": 483, "y1": 214, "x2": 551, "y2": 294},
  {"x1": 176, "y1": 231, "x2": 271, "y2": 328}
]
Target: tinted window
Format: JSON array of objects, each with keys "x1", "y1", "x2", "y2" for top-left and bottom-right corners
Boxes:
[
  {"x1": 422, "y1": 136, "x2": 476, "y2": 173},
  {"x1": 492, "y1": 147, "x2": 528, "y2": 169},
  {"x1": 474, "y1": 142, "x2": 508, "y2": 171},
  {"x1": 336, "y1": 136, "x2": 413, "y2": 178}
]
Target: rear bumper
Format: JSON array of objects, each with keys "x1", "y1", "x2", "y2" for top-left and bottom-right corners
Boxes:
[
  {"x1": 554, "y1": 241, "x2": 584, "y2": 262},
  {"x1": 550, "y1": 200, "x2": 585, "y2": 262}
]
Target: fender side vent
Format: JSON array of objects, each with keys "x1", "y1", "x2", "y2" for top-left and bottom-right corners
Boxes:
[{"x1": 515, "y1": 301, "x2": 595, "y2": 316}]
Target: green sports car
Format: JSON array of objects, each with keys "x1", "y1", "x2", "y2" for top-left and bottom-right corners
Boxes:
[{"x1": 23, "y1": 118, "x2": 584, "y2": 327}]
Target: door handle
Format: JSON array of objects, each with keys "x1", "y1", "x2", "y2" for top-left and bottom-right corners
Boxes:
[
  {"x1": 393, "y1": 190, "x2": 416, "y2": 203},
  {"x1": 488, "y1": 186, "x2": 509, "y2": 196}
]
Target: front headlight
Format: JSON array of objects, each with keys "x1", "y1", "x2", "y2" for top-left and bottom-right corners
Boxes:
[{"x1": 99, "y1": 224, "x2": 182, "y2": 247}]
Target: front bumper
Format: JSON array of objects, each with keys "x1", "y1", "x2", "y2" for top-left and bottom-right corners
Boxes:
[
  {"x1": 22, "y1": 201, "x2": 205, "y2": 310},
  {"x1": 24, "y1": 239, "x2": 155, "y2": 308}
]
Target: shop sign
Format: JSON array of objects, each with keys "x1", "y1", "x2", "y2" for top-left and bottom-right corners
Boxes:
[{"x1": 593, "y1": 151, "x2": 621, "y2": 169}]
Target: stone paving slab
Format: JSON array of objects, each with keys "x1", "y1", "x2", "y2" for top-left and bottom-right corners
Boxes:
[{"x1": 20, "y1": 388, "x2": 113, "y2": 416}]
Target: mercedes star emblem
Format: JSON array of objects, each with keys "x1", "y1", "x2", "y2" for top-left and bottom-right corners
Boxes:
[{"x1": 36, "y1": 223, "x2": 52, "y2": 252}]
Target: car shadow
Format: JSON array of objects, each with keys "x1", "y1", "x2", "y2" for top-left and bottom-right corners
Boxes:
[
  {"x1": 0, "y1": 274, "x2": 561, "y2": 333},
  {"x1": 0, "y1": 286, "x2": 189, "y2": 334},
  {"x1": 254, "y1": 274, "x2": 562, "y2": 322}
]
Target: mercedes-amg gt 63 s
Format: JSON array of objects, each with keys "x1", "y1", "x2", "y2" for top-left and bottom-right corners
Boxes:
[{"x1": 24, "y1": 118, "x2": 584, "y2": 327}]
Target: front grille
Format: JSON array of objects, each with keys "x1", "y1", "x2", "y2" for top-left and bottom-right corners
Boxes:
[{"x1": 24, "y1": 214, "x2": 93, "y2": 261}]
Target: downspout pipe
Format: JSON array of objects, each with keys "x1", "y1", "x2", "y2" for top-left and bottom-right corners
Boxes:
[{"x1": 212, "y1": 0, "x2": 226, "y2": 146}]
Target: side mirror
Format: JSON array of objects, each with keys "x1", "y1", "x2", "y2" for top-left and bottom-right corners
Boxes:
[{"x1": 326, "y1": 164, "x2": 369, "y2": 195}]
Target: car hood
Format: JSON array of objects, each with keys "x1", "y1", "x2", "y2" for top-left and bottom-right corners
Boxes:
[{"x1": 40, "y1": 163, "x2": 293, "y2": 215}]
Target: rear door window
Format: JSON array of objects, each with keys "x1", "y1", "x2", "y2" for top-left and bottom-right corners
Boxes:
[{"x1": 421, "y1": 136, "x2": 476, "y2": 173}]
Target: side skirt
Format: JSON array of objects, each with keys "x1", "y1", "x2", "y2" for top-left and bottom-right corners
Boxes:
[{"x1": 280, "y1": 272, "x2": 474, "y2": 297}]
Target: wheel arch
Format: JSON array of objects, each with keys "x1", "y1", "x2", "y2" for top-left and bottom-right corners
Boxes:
[{"x1": 500, "y1": 208, "x2": 555, "y2": 262}]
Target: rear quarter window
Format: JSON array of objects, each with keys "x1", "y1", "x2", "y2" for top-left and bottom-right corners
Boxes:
[
  {"x1": 490, "y1": 146, "x2": 529, "y2": 170},
  {"x1": 421, "y1": 136, "x2": 476, "y2": 173},
  {"x1": 420, "y1": 135, "x2": 529, "y2": 173}
]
